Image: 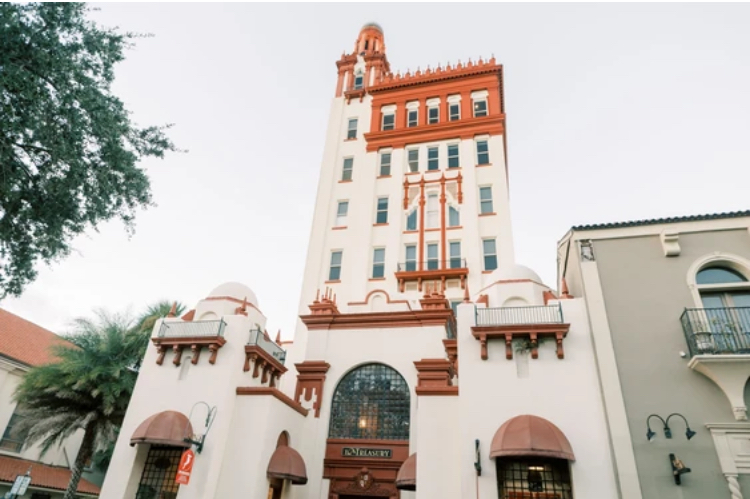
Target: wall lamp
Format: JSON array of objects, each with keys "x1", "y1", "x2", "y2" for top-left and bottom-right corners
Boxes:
[
  {"x1": 646, "y1": 413, "x2": 696, "y2": 442},
  {"x1": 474, "y1": 439, "x2": 482, "y2": 476},
  {"x1": 670, "y1": 453, "x2": 691, "y2": 485},
  {"x1": 183, "y1": 401, "x2": 218, "y2": 453}
]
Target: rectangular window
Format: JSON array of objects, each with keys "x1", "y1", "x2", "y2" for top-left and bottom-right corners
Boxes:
[
  {"x1": 0, "y1": 410, "x2": 27, "y2": 453},
  {"x1": 427, "y1": 147, "x2": 439, "y2": 171},
  {"x1": 406, "y1": 210, "x2": 417, "y2": 231},
  {"x1": 354, "y1": 74, "x2": 364, "y2": 89},
  {"x1": 407, "y1": 149, "x2": 419, "y2": 172},
  {"x1": 449, "y1": 103, "x2": 461, "y2": 121},
  {"x1": 376, "y1": 197, "x2": 389, "y2": 224},
  {"x1": 426, "y1": 194, "x2": 439, "y2": 229},
  {"x1": 448, "y1": 206, "x2": 460, "y2": 227},
  {"x1": 428, "y1": 106, "x2": 439, "y2": 124},
  {"x1": 342, "y1": 158, "x2": 353, "y2": 181},
  {"x1": 135, "y1": 446, "x2": 182, "y2": 499},
  {"x1": 329, "y1": 251, "x2": 342, "y2": 281},
  {"x1": 447, "y1": 144, "x2": 460, "y2": 168},
  {"x1": 408, "y1": 109, "x2": 418, "y2": 127},
  {"x1": 382, "y1": 113, "x2": 395, "y2": 131},
  {"x1": 405, "y1": 245, "x2": 417, "y2": 271},
  {"x1": 476, "y1": 140, "x2": 490, "y2": 165},
  {"x1": 483, "y1": 239, "x2": 498, "y2": 271},
  {"x1": 449, "y1": 241, "x2": 462, "y2": 268},
  {"x1": 379, "y1": 152, "x2": 392, "y2": 176},
  {"x1": 473, "y1": 99, "x2": 488, "y2": 117},
  {"x1": 335, "y1": 201, "x2": 348, "y2": 226},
  {"x1": 347, "y1": 118, "x2": 358, "y2": 139},
  {"x1": 372, "y1": 248, "x2": 385, "y2": 278},
  {"x1": 450, "y1": 300, "x2": 461, "y2": 316},
  {"x1": 480, "y1": 186, "x2": 494, "y2": 214},
  {"x1": 427, "y1": 243, "x2": 439, "y2": 270}
]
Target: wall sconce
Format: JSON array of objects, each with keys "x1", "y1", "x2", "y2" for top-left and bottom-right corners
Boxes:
[
  {"x1": 183, "y1": 402, "x2": 218, "y2": 453},
  {"x1": 646, "y1": 413, "x2": 696, "y2": 442},
  {"x1": 474, "y1": 439, "x2": 481, "y2": 476},
  {"x1": 670, "y1": 453, "x2": 691, "y2": 485}
]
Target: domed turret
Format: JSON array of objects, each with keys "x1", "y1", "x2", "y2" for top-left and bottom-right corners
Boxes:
[
  {"x1": 490, "y1": 264, "x2": 544, "y2": 284},
  {"x1": 207, "y1": 281, "x2": 259, "y2": 308}
]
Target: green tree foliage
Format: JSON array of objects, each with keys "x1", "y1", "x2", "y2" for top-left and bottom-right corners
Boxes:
[{"x1": 0, "y1": 3, "x2": 177, "y2": 297}]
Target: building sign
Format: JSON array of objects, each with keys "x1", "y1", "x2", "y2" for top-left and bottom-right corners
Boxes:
[
  {"x1": 10, "y1": 474, "x2": 31, "y2": 496},
  {"x1": 175, "y1": 449, "x2": 195, "y2": 485},
  {"x1": 342, "y1": 447, "x2": 392, "y2": 458}
]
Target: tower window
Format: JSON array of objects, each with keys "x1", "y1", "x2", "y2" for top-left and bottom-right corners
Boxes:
[
  {"x1": 483, "y1": 239, "x2": 498, "y2": 271},
  {"x1": 408, "y1": 109, "x2": 418, "y2": 127},
  {"x1": 449, "y1": 103, "x2": 461, "y2": 121},
  {"x1": 427, "y1": 147, "x2": 439, "y2": 171},
  {"x1": 427, "y1": 243, "x2": 439, "y2": 270},
  {"x1": 473, "y1": 99, "x2": 488, "y2": 117},
  {"x1": 449, "y1": 206, "x2": 460, "y2": 227},
  {"x1": 448, "y1": 144, "x2": 460, "y2": 168},
  {"x1": 336, "y1": 201, "x2": 349, "y2": 226},
  {"x1": 379, "y1": 152, "x2": 392, "y2": 176},
  {"x1": 450, "y1": 241, "x2": 462, "y2": 268},
  {"x1": 354, "y1": 73, "x2": 364, "y2": 90},
  {"x1": 428, "y1": 106, "x2": 439, "y2": 124},
  {"x1": 480, "y1": 186, "x2": 494, "y2": 214},
  {"x1": 342, "y1": 158, "x2": 353, "y2": 181},
  {"x1": 406, "y1": 209, "x2": 418, "y2": 231},
  {"x1": 376, "y1": 197, "x2": 389, "y2": 224},
  {"x1": 382, "y1": 113, "x2": 395, "y2": 131},
  {"x1": 476, "y1": 140, "x2": 490, "y2": 165},
  {"x1": 407, "y1": 149, "x2": 419, "y2": 172},
  {"x1": 372, "y1": 248, "x2": 385, "y2": 278},
  {"x1": 329, "y1": 251, "x2": 343, "y2": 281},
  {"x1": 405, "y1": 245, "x2": 417, "y2": 271},
  {"x1": 347, "y1": 118, "x2": 358, "y2": 140}
]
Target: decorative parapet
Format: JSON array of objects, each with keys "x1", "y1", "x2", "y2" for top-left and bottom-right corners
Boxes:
[
  {"x1": 370, "y1": 57, "x2": 500, "y2": 92},
  {"x1": 308, "y1": 288, "x2": 340, "y2": 316},
  {"x1": 294, "y1": 361, "x2": 331, "y2": 418},
  {"x1": 152, "y1": 320, "x2": 227, "y2": 366},
  {"x1": 414, "y1": 359, "x2": 457, "y2": 396},
  {"x1": 243, "y1": 329, "x2": 288, "y2": 388}
]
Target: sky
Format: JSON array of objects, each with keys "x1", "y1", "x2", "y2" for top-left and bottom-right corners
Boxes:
[{"x1": 4, "y1": 3, "x2": 750, "y2": 340}]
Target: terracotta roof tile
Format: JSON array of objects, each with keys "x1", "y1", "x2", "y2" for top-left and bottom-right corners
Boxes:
[
  {"x1": 0, "y1": 454, "x2": 100, "y2": 495},
  {"x1": 0, "y1": 308, "x2": 73, "y2": 367},
  {"x1": 571, "y1": 210, "x2": 750, "y2": 231}
]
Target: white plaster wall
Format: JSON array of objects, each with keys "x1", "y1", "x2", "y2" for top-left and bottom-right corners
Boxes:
[
  {"x1": 415, "y1": 395, "x2": 460, "y2": 499},
  {"x1": 456, "y1": 299, "x2": 618, "y2": 499}
]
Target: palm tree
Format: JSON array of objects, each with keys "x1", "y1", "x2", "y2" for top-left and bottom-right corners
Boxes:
[{"x1": 130, "y1": 300, "x2": 186, "y2": 370}]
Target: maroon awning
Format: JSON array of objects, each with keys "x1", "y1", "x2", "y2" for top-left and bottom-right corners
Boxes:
[
  {"x1": 490, "y1": 415, "x2": 575, "y2": 461},
  {"x1": 267, "y1": 445, "x2": 308, "y2": 485},
  {"x1": 130, "y1": 410, "x2": 193, "y2": 448},
  {"x1": 396, "y1": 453, "x2": 416, "y2": 491}
]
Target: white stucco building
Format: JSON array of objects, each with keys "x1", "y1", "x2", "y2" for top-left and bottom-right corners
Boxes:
[{"x1": 101, "y1": 24, "x2": 619, "y2": 499}]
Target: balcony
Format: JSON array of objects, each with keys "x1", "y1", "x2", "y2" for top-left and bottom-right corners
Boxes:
[
  {"x1": 152, "y1": 320, "x2": 227, "y2": 366},
  {"x1": 394, "y1": 258, "x2": 468, "y2": 292},
  {"x1": 471, "y1": 305, "x2": 570, "y2": 360},
  {"x1": 680, "y1": 307, "x2": 750, "y2": 421},
  {"x1": 244, "y1": 328, "x2": 288, "y2": 386}
]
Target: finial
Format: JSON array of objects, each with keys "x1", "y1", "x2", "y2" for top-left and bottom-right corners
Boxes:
[
  {"x1": 275, "y1": 330, "x2": 281, "y2": 344},
  {"x1": 167, "y1": 301, "x2": 177, "y2": 318},
  {"x1": 561, "y1": 278, "x2": 572, "y2": 298},
  {"x1": 463, "y1": 282, "x2": 471, "y2": 303},
  {"x1": 315, "y1": 288, "x2": 320, "y2": 302}
]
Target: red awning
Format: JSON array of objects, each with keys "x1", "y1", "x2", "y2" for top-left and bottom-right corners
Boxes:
[
  {"x1": 267, "y1": 445, "x2": 308, "y2": 485},
  {"x1": 396, "y1": 453, "x2": 416, "y2": 491},
  {"x1": 490, "y1": 415, "x2": 575, "y2": 461},
  {"x1": 130, "y1": 410, "x2": 193, "y2": 448}
]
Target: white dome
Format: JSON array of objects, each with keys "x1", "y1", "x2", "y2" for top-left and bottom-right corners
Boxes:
[
  {"x1": 490, "y1": 264, "x2": 543, "y2": 284},
  {"x1": 207, "y1": 282, "x2": 259, "y2": 308}
]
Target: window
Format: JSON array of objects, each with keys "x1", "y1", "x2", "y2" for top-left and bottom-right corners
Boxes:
[
  {"x1": 447, "y1": 144, "x2": 460, "y2": 168},
  {"x1": 449, "y1": 242, "x2": 462, "y2": 269},
  {"x1": 379, "y1": 152, "x2": 392, "y2": 176},
  {"x1": 449, "y1": 206, "x2": 460, "y2": 227},
  {"x1": 480, "y1": 186, "x2": 494, "y2": 214},
  {"x1": 473, "y1": 99, "x2": 488, "y2": 117},
  {"x1": 342, "y1": 158, "x2": 353, "y2": 181},
  {"x1": 449, "y1": 103, "x2": 461, "y2": 121},
  {"x1": 483, "y1": 239, "x2": 498, "y2": 271},
  {"x1": 336, "y1": 201, "x2": 348, "y2": 226},
  {"x1": 31, "y1": 494, "x2": 52, "y2": 499},
  {"x1": 693, "y1": 265, "x2": 750, "y2": 353},
  {"x1": 407, "y1": 149, "x2": 419, "y2": 172},
  {"x1": 476, "y1": 140, "x2": 490, "y2": 165},
  {"x1": 405, "y1": 245, "x2": 417, "y2": 271},
  {"x1": 427, "y1": 147, "x2": 439, "y2": 171},
  {"x1": 697, "y1": 267, "x2": 747, "y2": 285},
  {"x1": 354, "y1": 72, "x2": 364, "y2": 90},
  {"x1": 135, "y1": 446, "x2": 183, "y2": 499},
  {"x1": 426, "y1": 194, "x2": 439, "y2": 228},
  {"x1": 347, "y1": 118, "x2": 358, "y2": 140},
  {"x1": 406, "y1": 209, "x2": 417, "y2": 231},
  {"x1": 329, "y1": 363, "x2": 410, "y2": 440},
  {"x1": 0, "y1": 409, "x2": 28, "y2": 453},
  {"x1": 427, "y1": 244, "x2": 439, "y2": 270},
  {"x1": 329, "y1": 251, "x2": 342, "y2": 281},
  {"x1": 496, "y1": 458, "x2": 572, "y2": 499},
  {"x1": 428, "y1": 106, "x2": 439, "y2": 124},
  {"x1": 382, "y1": 113, "x2": 395, "y2": 131},
  {"x1": 408, "y1": 109, "x2": 418, "y2": 127},
  {"x1": 372, "y1": 248, "x2": 385, "y2": 278},
  {"x1": 376, "y1": 197, "x2": 388, "y2": 224}
]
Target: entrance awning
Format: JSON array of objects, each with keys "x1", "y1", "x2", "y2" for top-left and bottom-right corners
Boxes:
[
  {"x1": 490, "y1": 415, "x2": 575, "y2": 461},
  {"x1": 130, "y1": 410, "x2": 193, "y2": 448},
  {"x1": 395, "y1": 453, "x2": 416, "y2": 491},
  {"x1": 267, "y1": 445, "x2": 308, "y2": 485}
]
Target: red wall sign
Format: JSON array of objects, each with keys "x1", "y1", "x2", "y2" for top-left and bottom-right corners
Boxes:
[{"x1": 175, "y1": 449, "x2": 195, "y2": 485}]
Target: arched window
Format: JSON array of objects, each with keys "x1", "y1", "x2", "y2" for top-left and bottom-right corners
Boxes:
[
  {"x1": 692, "y1": 265, "x2": 750, "y2": 354},
  {"x1": 329, "y1": 363, "x2": 410, "y2": 440},
  {"x1": 696, "y1": 266, "x2": 750, "y2": 309}
]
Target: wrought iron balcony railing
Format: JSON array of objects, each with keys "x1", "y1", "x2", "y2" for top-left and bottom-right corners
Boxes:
[
  {"x1": 397, "y1": 258, "x2": 467, "y2": 272},
  {"x1": 158, "y1": 320, "x2": 226, "y2": 338},
  {"x1": 248, "y1": 328, "x2": 286, "y2": 364},
  {"x1": 681, "y1": 307, "x2": 750, "y2": 356},
  {"x1": 475, "y1": 304, "x2": 564, "y2": 326}
]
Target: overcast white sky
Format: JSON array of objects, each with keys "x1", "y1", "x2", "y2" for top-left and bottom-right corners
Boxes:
[{"x1": 4, "y1": 3, "x2": 750, "y2": 339}]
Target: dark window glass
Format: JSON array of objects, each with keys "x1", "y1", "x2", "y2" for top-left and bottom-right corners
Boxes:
[
  {"x1": 376, "y1": 197, "x2": 388, "y2": 224},
  {"x1": 427, "y1": 147, "x2": 439, "y2": 171},
  {"x1": 372, "y1": 248, "x2": 385, "y2": 278},
  {"x1": 480, "y1": 187, "x2": 494, "y2": 214},
  {"x1": 0, "y1": 410, "x2": 28, "y2": 453},
  {"x1": 449, "y1": 206, "x2": 460, "y2": 227},
  {"x1": 474, "y1": 99, "x2": 488, "y2": 117},
  {"x1": 328, "y1": 363, "x2": 410, "y2": 440},
  {"x1": 329, "y1": 251, "x2": 342, "y2": 281},
  {"x1": 483, "y1": 239, "x2": 497, "y2": 271},
  {"x1": 428, "y1": 107, "x2": 439, "y2": 124},
  {"x1": 427, "y1": 244, "x2": 439, "y2": 270},
  {"x1": 406, "y1": 210, "x2": 417, "y2": 231},
  {"x1": 135, "y1": 446, "x2": 183, "y2": 499},
  {"x1": 354, "y1": 74, "x2": 364, "y2": 89},
  {"x1": 448, "y1": 144, "x2": 460, "y2": 168},
  {"x1": 496, "y1": 458, "x2": 572, "y2": 499},
  {"x1": 347, "y1": 118, "x2": 358, "y2": 139},
  {"x1": 379, "y1": 152, "x2": 391, "y2": 176},
  {"x1": 450, "y1": 242, "x2": 462, "y2": 268},
  {"x1": 408, "y1": 110, "x2": 418, "y2": 127},
  {"x1": 407, "y1": 149, "x2": 419, "y2": 172},
  {"x1": 382, "y1": 113, "x2": 395, "y2": 131},
  {"x1": 342, "y1": 158, "x2": 353, "y2": 181},
  {"x1": 476, "y1": 140, "x2": 490, "y2": 165},
  {"x1": 449, "y1": 103, "x2": 460, "y2": 121},
  {"x1": 405, "y1": 245, "x2": 417, "y2": 271},
  {"x1": 697, "y1": 267, "x2": 748, "y2": 285}
]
